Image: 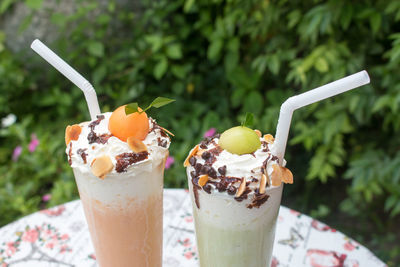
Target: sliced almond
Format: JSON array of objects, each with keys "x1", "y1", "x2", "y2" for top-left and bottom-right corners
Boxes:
[
  {"x1": 91, "y1": 155, "x2": 114, "y2": 179},
  {"x1": 127, "y1": 137, "x2": 148, "y2": 153},
  {"x1": 281, "y1": 166, "x2": 293, "y2": 184},
  {"x1": 254, "y1": 129, "x2": 262, "y2": 137},
  {"x1": 198, "y1": 174, "x2": 209, "y2": 187},
  {"x1": 259, "y1": 173, "x2": 267, "y2": 194},
  {"x1": 235, "y1": 178, "x2": 247, "y2": 197},
  {"x1": 65, "y1": 125, "x2": 82, "y2": 145},
  {"x1": 160, "y1": 127, "x2": 175, "y2": 136},
  {"x1": 183, "y1": 145, "x2": 199, "y2": 167},
  {"x1": 271, "y1": 164, "x2": 283, "y2": 186},
  {"x1": 263, "y1": 134, "x2": 275, "y2": 144}
]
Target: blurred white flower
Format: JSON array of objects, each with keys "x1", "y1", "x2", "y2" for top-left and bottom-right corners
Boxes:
[{"x1": 1, "y1": 114, "x2": 17, "y2": 128}]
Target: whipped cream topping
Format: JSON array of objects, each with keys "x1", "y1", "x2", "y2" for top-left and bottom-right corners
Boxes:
[
  {"x1": 66, "y1": 112, "x2": 170, "y2": 176},
  {"x1": 186, "y1": 133, "x2": 285, "y2": 209}
]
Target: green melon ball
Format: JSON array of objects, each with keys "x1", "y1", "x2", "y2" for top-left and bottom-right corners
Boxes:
[{"x1": 218, "y1": 126, "x2": 261, "y2": 155}]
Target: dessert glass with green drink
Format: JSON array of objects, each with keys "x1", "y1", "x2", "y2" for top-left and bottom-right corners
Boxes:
[{"x1": 185, "y1": 71, "x2": 371, "y2": 267}]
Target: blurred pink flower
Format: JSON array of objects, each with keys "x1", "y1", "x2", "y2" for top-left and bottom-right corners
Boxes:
[
  {"x1": 203, "y1": 128, "x2": 216, "y2": 138},
  {"x1": 5, "y1": 242, "x2": 17, "y2": 256},
  {"x1": 184, "y1": 251, "x2": 194, "y2": 260},
  {"x1": 12, "y1": 146, "x2": 22, "y2": 161},
  {"x1": 22, "y1": 229, "x2": 39, "y2": 243},
  {"x1": 28, "y1": 134, "x2": 39, "y2": 152},
  {"x1": 165, "y1": 156, "x2": 174, "y2": 169},
  {"x1": 42, "y1": 194, "x2": 52, "y2": 202}
]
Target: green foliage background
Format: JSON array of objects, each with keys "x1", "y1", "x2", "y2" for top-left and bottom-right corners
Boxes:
[{"x1": 0, "y1": 0, "x2": 399, "y2": 264}]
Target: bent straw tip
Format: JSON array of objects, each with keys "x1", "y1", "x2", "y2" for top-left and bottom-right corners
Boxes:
[
  {"x1": 359, "y1": 70, "x2": 370, "y2": 84},
  {"x1": 30, "y1": 39, "x2": 41, "y2": 49}
]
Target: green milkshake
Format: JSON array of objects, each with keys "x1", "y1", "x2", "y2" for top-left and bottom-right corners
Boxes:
[{"x1": 185, "y1": 127, "x2": 292, "y2": 267}]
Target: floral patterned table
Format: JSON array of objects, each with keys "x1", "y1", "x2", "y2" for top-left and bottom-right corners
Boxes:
[{"x1": 0, "y1": 189, "x2": 386, "y2": 267}]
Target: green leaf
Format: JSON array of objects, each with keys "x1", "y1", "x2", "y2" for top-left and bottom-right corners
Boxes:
[
  {"x1": 166, "y1": 44, "x2": 182, "y2": 59},
  {"x1": 243, "y1": 91, "x2": 264, "y2": 115},
  {"x1": 148, "y1": 97, "x2": 175, "y2": 108},
  {"x1": 50, "y1": 13, "x2": 69, "y2": 27},
  {"x1": 184, "y1": 0, "x2": 195, "y2": 13},
  {"x1": 25, "y1": 0, "x2": 43, "y2": 10},
  {"x1": 287, "y1": 10, "x2": 301, "y2": 29},
  {"x1": 340, "y1": 4, "x2": 353, "y2": 30},
  {"x1": 171, "y1": 65, "x2": 186, "y2": 79},
  {"x1": 126, "y1": 97, "x2": 175, "y2": 115},
  {"x1": 315, "y1": 57, "x2": 329, "y2": 72},
  {"x1": 369, "y1": 13, "x2": 381, "y2": 34},
  {"x1": 125, "y1": 103, "x2": 139, "y2": 115},
  {"x1": 154, "y1": 57, "x2": 168, "y2": 80},
  {"x1": 241, "y1": 112, "x2": 254, "y2": 127},
  {"x1": 145, "y1": 35, "x2": 163, "y2": 52},
  {"x1": 18, "y1": 14, "x2": 33, "y2": 34},
  {"x1": 87, "y1": 42, "x2": 104, "y2": 57},
  {"x1": 207, "y1": 39, "x2": 223, "y2": 60},
  {"x1": 0, "y1": 0, "x2": 14, "y2": 14}
]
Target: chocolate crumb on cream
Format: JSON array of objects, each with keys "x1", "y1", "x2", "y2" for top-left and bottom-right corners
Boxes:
[
  {"x1": 66, "y1": 112, "x2": 170, "y2": 177},
  {"x1": 115, "y1": 152, "x2": 149, "y2": 173},
  {"x1": 186, "y1": 132, "x2": 287, "y2": 209},
  {"x1": 77, "y1": 148, "x2": 88, "y2": 164}
]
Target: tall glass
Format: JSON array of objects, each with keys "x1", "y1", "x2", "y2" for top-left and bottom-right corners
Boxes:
[
  {"x1": 186, "y1": 170, "x2": 283, "y2": 267},
  {"x1": 73, "y1": 157, "x2": 166, "y2": 267}
]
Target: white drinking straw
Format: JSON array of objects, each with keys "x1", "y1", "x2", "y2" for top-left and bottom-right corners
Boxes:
[
  {"x1": 274, "y1": 70, "x2": 370, "y2": 164},
  {"x1": 30, "y1": 39, "x2": 101, "y2": 120}
]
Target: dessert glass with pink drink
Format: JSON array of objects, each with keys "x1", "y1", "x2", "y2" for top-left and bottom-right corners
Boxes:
[
  {"x1": 30, "y1": 39, "x2": 175, "y2": 267},
  {"x1": 65, "y1": 108, "x2": 170, "y2": 267}
]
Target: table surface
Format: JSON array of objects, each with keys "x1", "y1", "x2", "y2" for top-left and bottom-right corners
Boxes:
[{"x1": 0, "y1": 189, "x2": 386, "y2": 267}]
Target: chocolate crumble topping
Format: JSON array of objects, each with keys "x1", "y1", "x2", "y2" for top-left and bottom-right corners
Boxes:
[
  {"x1": 88, "y1": 115, "x2": 105, "y2": 130},
  {"x1": 218, "y1": 165, "x2": 226, "y2": 176},
  {"x1": 88, "y1": 132, "x2": 112, "y2": 144},
  {"x1": 192, "y1": 181, "x2": 201, "y2": 209},
  {"x1": 203, "y1": 184, "x2": 212, "y2": 194},
  {"x1": 260, "y1": 155, "x2": 271, "y2": 174},
  {"x1": 234, "y1": 187, "x2": 251, "y2": 202},
  {"x1": 227, "y1": 185, "x2": 237, "y2": 195},
  {"x1": 189, "y1": 157, "x2": 197, "y2": 166},
  {"x1": 115, "y1": 151, "x2": 149, "y2": 172},
  {"x1": 194, "y1": 163, "x2": 202, "y2": 173},
  {"x1": 187, "y1": 132, "x2": 279, "y2": 209},
  {"x1": 87, "y1": 115, "x2": 111, "y2": 145},
  {"x1": 247, "y1": 193, "x2": 270, "y2": 209},
  {"x1": 157, "y1": 137, "x2": 168, "y2": 148},
  {"x1": 261, "y1": 141, "x2": 270, "y2": 152},
  {"x1": 68, "y1": 143, "x2": 73, "y2": 165},
  {"x1": 199, "y1": 134, "x2": 220, "y2": 149},
  {"x1": 271, "y1": 155, "x2": 279, "y2": 164},
  {"x1": 77, "y1": 148, "x2": 88, "y2": 164}
]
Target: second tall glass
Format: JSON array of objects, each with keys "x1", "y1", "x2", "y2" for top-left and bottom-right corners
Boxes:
[{"x1": 185, "y1": 129, "x2": 290, "y2": 267}]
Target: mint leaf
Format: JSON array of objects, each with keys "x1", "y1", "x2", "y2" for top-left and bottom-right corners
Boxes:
[
  {"x1": 125, "y1": 103, "x2": 139, "y2": 115},
  {"x1": 241, "y1": 112, "x2": 254, "y2": 127},
  {"x1": 125, "y1": 97, "x2": 175, "y2": 115},
  {"x1": 149, "y1": 97, "x2": 175, "y2": 108}
]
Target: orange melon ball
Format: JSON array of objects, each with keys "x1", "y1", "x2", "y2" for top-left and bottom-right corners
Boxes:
[{"x1": 108, "y1": 105, "x2": 149, "y2": 142}]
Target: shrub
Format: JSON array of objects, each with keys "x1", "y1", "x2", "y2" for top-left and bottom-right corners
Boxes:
[{"x1": 0, "y1": 0, "x2": 399, "y2": 263}]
